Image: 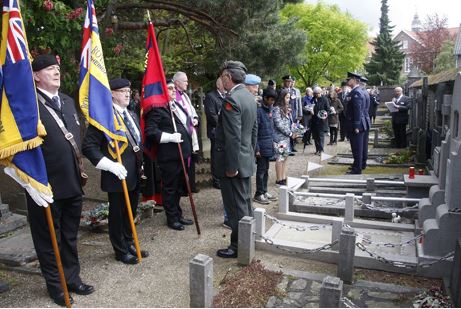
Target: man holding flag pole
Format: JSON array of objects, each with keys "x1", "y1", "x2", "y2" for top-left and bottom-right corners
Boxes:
[
  {"x1": 79, "y1": 0, "x2": 145, "y2": 264},
  {"x1": 1, "y1": 0, "x2": 92, "y2": 306},
  {"x1": 141, "y1": 15, "x2": 201, "y2": 234}
]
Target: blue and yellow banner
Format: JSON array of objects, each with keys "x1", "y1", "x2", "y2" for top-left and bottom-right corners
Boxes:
[
  {"x1": 78, "y1": 0, "x2": 127, "y2": 158},
  {"x1": 0, "y1": 0, "x2": 51, "y2": 197}
]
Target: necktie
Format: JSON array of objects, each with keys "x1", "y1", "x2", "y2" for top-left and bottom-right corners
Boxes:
[
  {"x1": 51, "y1": 96, "x2": 61, "y2": 110},
  {"x1": 123, "y1": 111, "x2": 140, "y2": 145}
]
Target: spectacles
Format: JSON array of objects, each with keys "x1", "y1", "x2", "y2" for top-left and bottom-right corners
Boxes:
[{"x1": 115, "y1": 89, "x2": 131, "y2": 94}]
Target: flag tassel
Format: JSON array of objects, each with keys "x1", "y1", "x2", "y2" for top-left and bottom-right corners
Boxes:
[
  {"x1": 114, "y1": 140, "x2": 143, "y2": 262},
  {"x1": 0, "y1": 136, "x2": 44, "y2": 160}
]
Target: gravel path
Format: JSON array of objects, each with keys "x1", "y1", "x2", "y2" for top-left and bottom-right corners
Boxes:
[{"x1": 0, "y1": 140, "x2": 396, "y2": 308}]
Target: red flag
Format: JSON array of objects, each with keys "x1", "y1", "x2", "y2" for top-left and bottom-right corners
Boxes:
[
  {"x1": 140, "y1": 21, "x2": 169, "y2": 160},
  {"x1": 141, "y1": 21, "x2": 169, "y2": 111}
]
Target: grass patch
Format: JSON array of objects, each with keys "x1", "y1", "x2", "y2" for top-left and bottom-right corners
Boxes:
[{"x1": 213, "y1": 260, "x2": 284, "y2": 307}]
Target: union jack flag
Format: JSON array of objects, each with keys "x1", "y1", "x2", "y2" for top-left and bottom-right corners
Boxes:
[
  {"x1": 80, "y1": 1, "x2": 98, "y2": 71},
  {"x1": 3, "y1": 0, "x2": 27, "y2": 64}
]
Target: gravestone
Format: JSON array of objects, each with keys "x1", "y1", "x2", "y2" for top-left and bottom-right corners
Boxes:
[
  {"x1": 423, "y1": 73, "x2": 461, "y2": 256},
  {"x1": 0, "y1": 194, "x2": 27, "y2": 235},
  {"x1": 418, "y1": 131, "x2": 451, "y2": 227}
]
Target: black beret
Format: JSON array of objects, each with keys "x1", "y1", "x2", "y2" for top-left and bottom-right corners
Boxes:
[
  {"x1": 166, "y1": 78, "x2": 174, "y2": 85},
  {"x1": 282, "y1": 75, "x2": 293, "y2": 81},
  {"x1": 109, "y1": 78, "x2": 131, "y2": 90},
  {"x1": 221, "y1": 60, "x2": 247, "y2": 73},
  {"x1": 268, "y1": 79, "x2": 276, "y2": 86},
  {"x1": 341, "y1": 81, "x2": 347, "y2": 87},
  {"x1": 347, "y1": 72, "x2": 361, "y2": 80},
  {"x1": 32, "y1": 54, "x2": 59, "y2": 72}
]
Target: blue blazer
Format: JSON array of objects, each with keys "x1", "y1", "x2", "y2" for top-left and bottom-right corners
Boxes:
[{"x1": 345, "y1": 86, "x2": 367, "y2": 132}]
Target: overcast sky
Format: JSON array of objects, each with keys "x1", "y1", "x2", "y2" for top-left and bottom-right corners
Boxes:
[{"x1": 304, "y1": 0, "x2": 460, "y2": 36}]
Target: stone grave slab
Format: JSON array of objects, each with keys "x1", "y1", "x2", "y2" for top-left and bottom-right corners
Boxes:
[
  {"x1": 265, "y1": 220, "x2": 417, "y2": 262},
  {"x1": 0, "y1": 227, "x2": 36, "y2": 266},
  {"x1": 404, "y1": 174, "x2": 439, "y2": 198}
]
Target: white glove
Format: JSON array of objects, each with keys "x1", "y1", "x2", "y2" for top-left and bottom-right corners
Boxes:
[
  {"x1": 4, "y1": 167, "x2": 53, "y2": 207},
  {"x1": 192, "y1": 118, "x2": 199, "y2": 126},
  {"x1": 160, "y1": 132, "x2": 182, "y2": 144},
  {"x1": 96, "y1": 157, "x2": 127, "y2": 180}
]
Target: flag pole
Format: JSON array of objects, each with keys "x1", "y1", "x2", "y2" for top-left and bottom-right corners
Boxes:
[
  {"x1": 114, "y1": 140, "x2": 143, "y2": 261},
  {"x1": 169, "y1": 107, "x2": 201, "y2": 235},
  {"x1": 44, "y1": 206, "x2": 71, "y2": 308}
]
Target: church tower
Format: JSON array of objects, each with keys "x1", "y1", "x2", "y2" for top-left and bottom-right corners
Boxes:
[{"x1": 411, "y1": 12, "x2": 422, "y2": 32}]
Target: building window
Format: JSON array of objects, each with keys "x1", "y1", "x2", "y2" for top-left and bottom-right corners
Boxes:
[
  {"x1": 404, "y1": 57, "x2": 413, "y2": 72},
  {"x1": 402, "y1": 40, "x2": 408, "y2": 50}
]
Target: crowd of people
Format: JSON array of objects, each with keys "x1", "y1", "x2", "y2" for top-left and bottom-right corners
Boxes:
[{"x1": 23, "y1": 53, "x2": 412, "y2": 306}]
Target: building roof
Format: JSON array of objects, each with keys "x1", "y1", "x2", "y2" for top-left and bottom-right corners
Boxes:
[
  {"x1": 394, "y1": 27, "x2": 459, "y2": 46},
  {"x1": 454, "y1": 24, "x2": 461, "y2": 56},
  {"x1": 409, "y1": 68, "x2": 460, "y2": 88}
]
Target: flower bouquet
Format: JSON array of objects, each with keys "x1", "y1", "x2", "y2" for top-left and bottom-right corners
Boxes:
[
  {"x1": 291, "y1": 122, "x2": 307, "y2": 136},
  {"x1": 274, "y1": 140, "x2": 290, "y2": 161}
]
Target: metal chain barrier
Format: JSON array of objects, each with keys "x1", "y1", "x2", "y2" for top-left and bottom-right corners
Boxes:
[
  {"x1": 287, "y1": 189, "x2": 344, "y2": 207},
  {"x1": 342, "y1": 297, "x2": 358, "y2": 308},
  {"x1": 356, "y1": 242, "x2": 454, "y2": 270},
  {"x1": 360, "y1": 233, "x2": 423, "y2": 248},
  {"x1": 263, "y1": 213, "x2": 330, "y2": 232},
  {"x1": 258, "y1": 233, "x2": 338, "y2": 255},
  {"x1": 354, "y1": 197, "x2": 418, "y2": 214}
]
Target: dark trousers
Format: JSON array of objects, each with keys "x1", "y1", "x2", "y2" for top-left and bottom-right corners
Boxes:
[
  {"x1": 339, "y1": 114, "x2": 347, "y2": 140},
  {"x1": 392, "y1": 122, "x2": 407, "y2": 148},
  {"x1": 27, "y1": 194, "x2": 82, "y2": 297},
  {"x1": 158, "y1": 160, "x2": 185, "y2": 225},
  {"x1": 349, "y1": 131, "x2": 364, "y2": 174},
  {"x1": 329, "y1": 127, "x2": 338, "y2": 144},
  {"x1": 362, "y1": 130, "x2": 369, "y2": 169},
  {"x1": 210, "y1": 138, "x2": 220, "y2": 187},
  {"x1": 220, "y1": 176, "x2": 253, "y2": 250},
  {"x1": 255, "y1": 156, "x2": 270, "y2": 196},
  {"x1": 189, "y1": 153, "x2": 197, "y2": 191},
  {"x1": 107, "y1": 190, "x2": 139, "y2": 256},
  {"x1": 312, "y1": 129, "x2": 325, "y2": 152},
  {"x1": 302, "y1": 129, "x2": 311, "y2": 144}
]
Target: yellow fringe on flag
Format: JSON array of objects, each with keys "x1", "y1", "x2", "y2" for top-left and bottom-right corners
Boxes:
[
  {"x1": 0, "y1": 136, "x2": 44, "y2": 160},
  {"x1": 0, "y1": 159, "x2": 53, "y2": 196}
]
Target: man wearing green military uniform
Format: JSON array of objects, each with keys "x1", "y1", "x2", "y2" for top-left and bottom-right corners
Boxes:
[{"x1": 214, "y1": 61, "x2": 258, "y2": 258}]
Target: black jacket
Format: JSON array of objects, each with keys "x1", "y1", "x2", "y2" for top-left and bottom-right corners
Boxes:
[
  {"x1": 82, "y1": 109, "x2": 141, "y2": 192},
  {"x1": 144, "y1": 104, "x2": 192, "y2": 164},
  {"x1": 204, "y1": 90, "x2": 224, "y2": 139},
  {"x1": 37, "y1": 90, "x2": 83, "y2": 199},
  {"x1": 311, "y1": 95, "x2": 330, "y2": 132},
  {"x1": 391, "y1": 95, "x2": 411, "y2": 124}
]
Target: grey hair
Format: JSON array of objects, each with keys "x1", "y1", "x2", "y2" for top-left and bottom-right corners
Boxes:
[
  {"x1": 313, "y1": 86, "x2": 322, "y2": 94},
  {"x1": 173, "y1": 71, "x2": 187, "y2": 81},
  {"x1": 219, "y1": 60, "x2": 247, "y2": 84}
]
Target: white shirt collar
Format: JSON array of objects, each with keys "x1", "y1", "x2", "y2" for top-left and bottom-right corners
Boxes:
[
  {"x1": 37, "y1": 88, "x2": 58, "y2": 100},
  {"x1": 228, "y1": 83, "x2": 242, "y2": 94},
  {"x1": 113, "y1": 104, "x2": 127, "y2": 114}
]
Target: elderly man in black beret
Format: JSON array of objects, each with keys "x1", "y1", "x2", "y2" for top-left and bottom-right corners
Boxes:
[
  {"x1": 83, "y1": 78, "x2": 149, "y2": 265},
  {"x1": 27, "y1": 54, "x2": 93, "y2": 306}
]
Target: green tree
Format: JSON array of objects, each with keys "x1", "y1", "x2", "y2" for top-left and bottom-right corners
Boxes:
[
  {"x1": 433, "y1": 40, "x2": 456, "y2": 74},
  {"x1": 19, "y1": 0, "x2": 306, "y2": 94},
  {"x1": 364, "y1": 0, "x2": 404, "y2": 86},
  {"x1": 280, "y1": 3, "x2": 368, "y2": 88}
]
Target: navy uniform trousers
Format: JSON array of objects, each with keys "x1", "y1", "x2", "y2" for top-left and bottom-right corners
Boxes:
[{"x1": 349, "y1": 130, "x2": 365, "y2": 174}]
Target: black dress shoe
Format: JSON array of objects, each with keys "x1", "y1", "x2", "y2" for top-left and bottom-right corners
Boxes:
[
  {"x1": 292, "y1": 148, "x2": 298, "y2": 152},
  {"x1": 167, "y1": 222, "x2": 185, "y2": 230},
  {"x1": 216, "y1": 248, "x2": 238, "y2": 258},
  {"x1": 51, "y1": 293, "x2": 74, "y2": 307},
  {"x1": 179, "y1": 218, "x2": 193, "y2": 225},
  {"x1": 128, "y1": 244, "x2": 150, "y2": 258},
  {"x1": 346, "y1": 171, "x2": 361, "y2": 175},
  {"x1": 68, "y1": 283, "x2": 94, "y2": 295},
  {"x1": 115, "y1": 253, "x2": 138, "y2": 264}
]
